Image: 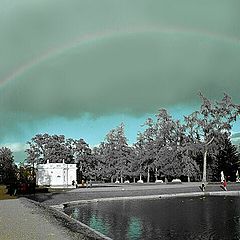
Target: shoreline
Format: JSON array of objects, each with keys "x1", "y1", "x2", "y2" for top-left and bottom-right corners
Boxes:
[
  {"x1": 53, "y1": 189, "x2": 240, "y2": 209},
  {"x1": 27, "y1": 182, "x2": 240, "y2": 207},
  {"x1": 23, "y1": 197, "x2": 112, "y2": 240}
]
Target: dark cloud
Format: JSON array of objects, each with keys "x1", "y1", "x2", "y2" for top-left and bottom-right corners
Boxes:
[
  {"x1": 1, "y1": 0, "x2": 240, "y2": 140},
  {"x1": 1, "y1": 33, "x2": 240, "y2": 118}
]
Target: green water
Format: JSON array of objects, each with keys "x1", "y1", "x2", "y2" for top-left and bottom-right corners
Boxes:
[{"x1": 65, "y1": 196, "x2": 240, "y2": 240}]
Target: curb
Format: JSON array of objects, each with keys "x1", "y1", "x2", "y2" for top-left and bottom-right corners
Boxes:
[
  {"x1": 22, "y1": 197, "x2": 112, "y2": 240},
  {"x1": 51, "y1": 206, "x2": 112, "y2": 240},
  {"x1": 59, "y1": 190, "x2": 240, "y2": 209}
]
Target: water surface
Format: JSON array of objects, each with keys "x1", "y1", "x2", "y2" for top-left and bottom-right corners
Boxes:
[{"x1": 64, "y1": 196, "x2": 240, "y2": 240}]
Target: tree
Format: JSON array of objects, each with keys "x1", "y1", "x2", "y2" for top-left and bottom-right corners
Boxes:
[
  {"x1": 136, "y1": 109, "x2": 198, "y2": 182},
  {"x1": 0, "y1": 147, "x2": 16, "y2": 183},
  {"x1": 153, "y1": 110, "x2": 183, "y2": 180},
  {"x1": 113, "y1": 124, "x2": 132, "y2": 183},
  {"x1": 216, "y1": 135, "x2": 239, "y2": 181},
  {"x1": 45, "y1": 134, "x2": 72, "y2": 163},
  {"x1": 133, "y1": 133, "x2": 144, "y2": 182},
  {"x1": 91, "y1": 145, "x2": 106, "y2": 181},
  {"x1": 139, "y1": 117, "x2": 158, "y2": 182},
  {"x1": 26, "y1": 134, "x2": 74, "y2": 165},
  {"x1": 128, "y1": 146, "x2": 141, "y2": 183},
  {"x1": 26, "y1": 133, "x2": 49, "y2": 164},
  {"x1": 73, "y1": 138, "x2": 92, "y2": 182},
  {"x1": 184, "y1": 93, "x2": 240, "y2": 182},
  {"x1": 98, "y1": 123, "x2": 132, "y2": 183}
]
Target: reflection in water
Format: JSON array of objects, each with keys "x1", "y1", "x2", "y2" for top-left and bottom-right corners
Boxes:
[
  {"x1": 70, "y1": 208, "x2": 80, "y2": 219},
  {"x1": 89, "y1": 214, "x2": 109, "y2": 236},
  {"x1": 127, "y1": 217, "x2": 142, "y2": 240},
  {"x1": 64, "y1": 196, "x2": 240, "y2": 240}
]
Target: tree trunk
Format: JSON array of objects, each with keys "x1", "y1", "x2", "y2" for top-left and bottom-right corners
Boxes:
[
  {"x1": 120, "y1": 171, "x2": 123, "y2": 184},
  {"x1": 155, "y1": 168, "x2": 158, "y2": 181},
  {"x1": 111, "y1": 175, "x2": 114, "y2": 183},
  {"x1": 139, "y1": 173, "x2": 142, "y2": 181},
  {"x1": 32, "y1": 162, "x2": 35, "y2": 180},
  {"x1": 202, "y1": 149, "x2": 207, "y2": 182},
  {"x1": 202, "y1": 137, "x2": 214, "y2": 182},
  {"x1": 187, "y1": 169, "x2": 190, "y2": 182},
  {"x1": 133, "y1": 177, "x2": 136, "y2": 183},
  {"x1": 147, "y1": 166, "x2": 150, "y2": 183},
  {"x1": 165, "y1": 176, "x2": 168, "y2": 183}
]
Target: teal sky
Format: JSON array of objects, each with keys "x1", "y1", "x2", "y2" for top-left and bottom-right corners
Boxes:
[{"x1": 0, "y1": 0, "x2": 240, "y2": 162}]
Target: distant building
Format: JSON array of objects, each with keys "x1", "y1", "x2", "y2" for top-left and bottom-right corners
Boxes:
[{"x1": 36, "y1": 160, "x2": 77, "y2": 188}]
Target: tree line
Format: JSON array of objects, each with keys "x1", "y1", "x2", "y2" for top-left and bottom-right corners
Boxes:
[{"x1": 0, "y1": 93, "x2": 240, "y2": 184}]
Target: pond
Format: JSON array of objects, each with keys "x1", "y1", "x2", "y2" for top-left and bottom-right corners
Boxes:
[{"x1": 64, "y1": 196, "x2": 240, "y2": 240}]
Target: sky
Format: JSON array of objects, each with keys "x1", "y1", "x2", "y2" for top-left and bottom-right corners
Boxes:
[{"x1": 0, "y1": 0, "x2": 240, "y2": 162}]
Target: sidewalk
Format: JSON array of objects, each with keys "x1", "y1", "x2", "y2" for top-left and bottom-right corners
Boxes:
[{"x1": 0, "y1": 199, "x2": 77, "y2": 240}]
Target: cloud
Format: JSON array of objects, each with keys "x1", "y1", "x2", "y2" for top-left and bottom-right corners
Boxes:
[
  {"x1": 1, "y1": 31, "x2": 240, "y2": 118},
  {"x1": 0, "y1": 0, "x2": 240, "y2": 141},
  {"x1": 0, "y1": 142, "x2": 27, "y2": 152},
  {"x1": 0, "y1": 142, "x2": 27, "y2": 163},
  {"x1": 231, "y1": 133, "x2": 240, "y2": 146}
]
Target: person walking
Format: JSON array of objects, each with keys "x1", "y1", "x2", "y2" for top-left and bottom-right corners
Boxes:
[{"x1": 223, "y1": 178, "x2": 227, "y2": 191}]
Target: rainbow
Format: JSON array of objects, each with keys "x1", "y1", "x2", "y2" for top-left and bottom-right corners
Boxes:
[{"x1": 1, "y1": 24, "x2": 240, "y2": 89}]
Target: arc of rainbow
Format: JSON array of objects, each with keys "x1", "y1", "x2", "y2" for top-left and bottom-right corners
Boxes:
[{"x1": 1, "y1": 24, "x2": 240, "y2": 89}]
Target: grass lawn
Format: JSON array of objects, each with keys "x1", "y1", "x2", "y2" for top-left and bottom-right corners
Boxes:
[{"x1": 0, "y1": 185, "x2": 16, "y2": 200}]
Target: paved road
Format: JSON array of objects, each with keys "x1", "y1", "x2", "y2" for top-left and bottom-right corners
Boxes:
[{"x1": 0, "y1": 199, "x2": 78, "y2": 240}]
